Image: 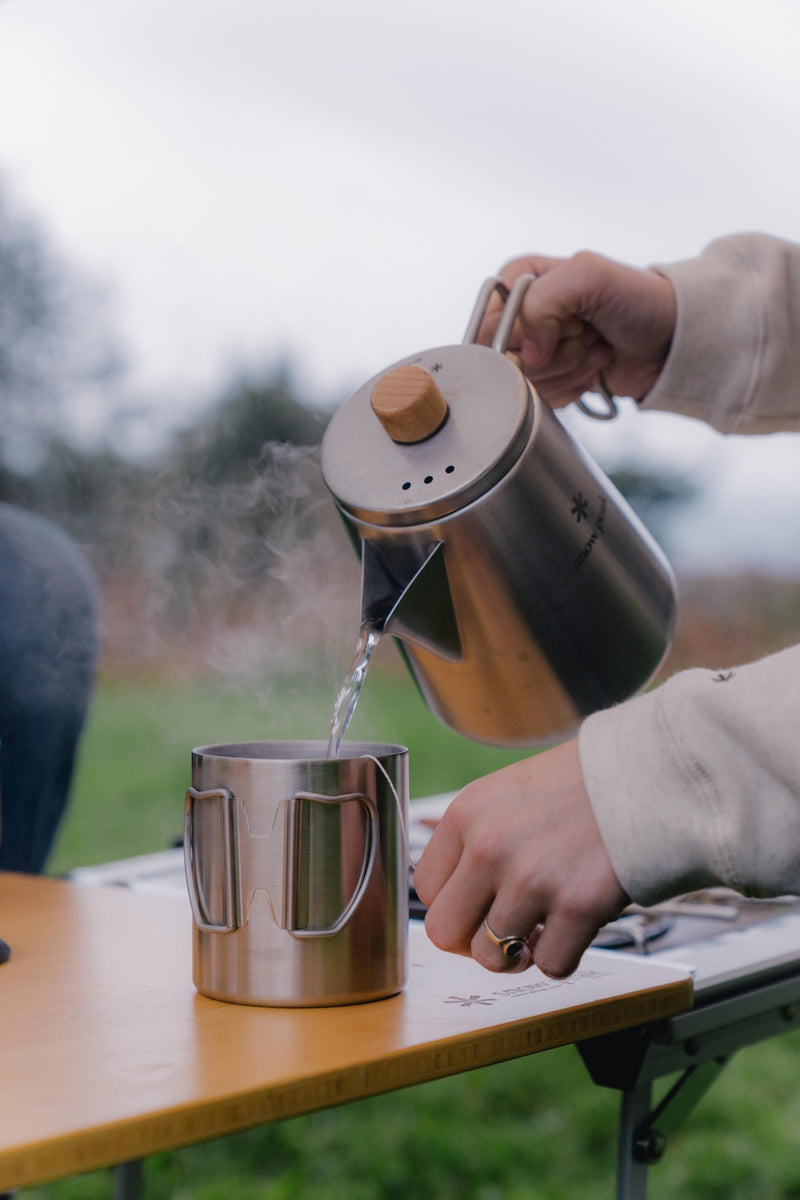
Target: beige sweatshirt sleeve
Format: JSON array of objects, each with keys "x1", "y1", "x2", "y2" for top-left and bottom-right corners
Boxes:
[
  {"x1": 578, "y1": 232, "x2": 800, "y2": 904},
  {"x1": 642, "y1": 232, "x2": 800, "y2": 433}
]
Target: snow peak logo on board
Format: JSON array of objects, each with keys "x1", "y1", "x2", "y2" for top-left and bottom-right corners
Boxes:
[
  {"x1": 572, "y1": 492, "x2": 607, "y2": 570},
  {"x1": 442, "y1": 967, "x2": 613, "y2": 1007}
]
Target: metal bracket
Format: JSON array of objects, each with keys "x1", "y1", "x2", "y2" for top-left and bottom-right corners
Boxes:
[
  {"x1": 612, "y1": 1062, "x2": 728, "y2": 1200},
  {"x1": 631, "y1": 1057, "x2": 728, "y2": 1164}
]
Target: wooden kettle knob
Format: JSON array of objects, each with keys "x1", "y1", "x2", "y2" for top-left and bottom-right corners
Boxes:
[{"x1": 370, "y1": 366, "x2": 449, "y2": 444}]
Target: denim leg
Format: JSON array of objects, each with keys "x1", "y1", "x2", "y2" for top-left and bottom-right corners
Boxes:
[{"x1": 0, "y1": 504, "x2": 98, "y2": 873}]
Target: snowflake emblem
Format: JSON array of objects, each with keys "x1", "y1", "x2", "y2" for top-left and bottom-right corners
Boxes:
[
  {"x1": 570, "y1": 492, "x2": 589, "y2": 523},
  {"x1": 444, "y1": 994, "x2": 497, "y2": 1007}
]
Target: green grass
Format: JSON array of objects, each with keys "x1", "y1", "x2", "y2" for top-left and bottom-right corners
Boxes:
[{"x1": 28, "y1": 665, "x2": 800, "y2": 1198}]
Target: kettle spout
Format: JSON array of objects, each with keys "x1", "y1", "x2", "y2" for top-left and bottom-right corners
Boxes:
[{"x1": 360, "y1": 540, "x2": 462, "y2": 662}]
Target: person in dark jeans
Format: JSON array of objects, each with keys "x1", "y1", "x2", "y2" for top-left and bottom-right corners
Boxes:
[
  {"x1": 0, "y1": 503, "x2": 97, "y2": 878},
  {"x1": 0, "y1": 507, "x2": 96, "y2": 1200}
]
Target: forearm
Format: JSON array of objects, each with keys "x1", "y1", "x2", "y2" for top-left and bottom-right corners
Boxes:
[
  {"x1": 644, "y1": 233, "x2": 800, "y2": 433},
  {"x1": 579, "y1": 642, "x2": 800, "y2": 905}
]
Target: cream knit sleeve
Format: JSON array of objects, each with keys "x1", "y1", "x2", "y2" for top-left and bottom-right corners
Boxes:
[
  {"x1": 580, "y1": 646, "x2": 800, "y2": 904},
  {"x1": 643, "y1": 232, "x2": 800, "y2": 433},
  {"x1": 578, "y1": 232, "x2": 800, "y2": 904}
]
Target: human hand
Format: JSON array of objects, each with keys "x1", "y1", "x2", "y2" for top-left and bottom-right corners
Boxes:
[
  {"x1": 479, "y1": 251, "x2": 676, "y2": 409},
  {"x1": 413, "y1": 739, "x2": 629, "y2": 978}
]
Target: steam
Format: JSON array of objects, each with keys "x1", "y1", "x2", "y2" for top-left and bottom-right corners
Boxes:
[{"x1": 97, "y1": 442, "x2": 362, "y2": 700}]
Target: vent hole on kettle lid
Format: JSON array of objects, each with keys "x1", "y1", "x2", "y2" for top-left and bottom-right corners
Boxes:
[
  {"x1": 424, "y1": 475, "x2": 434, "y2": 485},
  {"x1": 402, "y1": 481, "x2": 412, "y2": 490},
  {"x1": 445, "y1": 464, "x2": 455, "y2": 473}
]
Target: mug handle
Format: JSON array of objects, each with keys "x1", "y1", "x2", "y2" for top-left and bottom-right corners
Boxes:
[
  {"x1": 184, "y1": 787, "x2": 241, "y2": 933},
  {"x1": 283, "y1": 791, "x2": 379, "y2": 938}
]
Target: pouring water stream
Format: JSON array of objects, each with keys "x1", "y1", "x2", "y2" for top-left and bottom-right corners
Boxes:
[{"x1": 327, "y1": 625, "x2": 381, "y2": 758}]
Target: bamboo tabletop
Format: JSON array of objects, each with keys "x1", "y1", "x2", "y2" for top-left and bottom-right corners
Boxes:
[{"x1": 0, "y1": 871, "x2": 692, "y2": 1191}]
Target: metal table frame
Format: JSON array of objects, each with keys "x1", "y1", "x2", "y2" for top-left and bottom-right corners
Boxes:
[{"x1": 579, "y1": 963, "x2": 800, "y2": 1199}]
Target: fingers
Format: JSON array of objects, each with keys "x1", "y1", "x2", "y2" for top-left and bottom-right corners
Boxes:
[
  {"x1": 412, "y1": 812, "x2": 464, "y2": 905},
  {"x1": 427, "y1": 876, "x2": 606, "y2": 978},
  {"x1": 479, "y1": 252, "x2": 601, "y2": 355},
  {"x1": 413, "y1": 741, "x2": 629, "y2": 979},
  {"x1": 415, "y1": 789, "x2": 537, "y2": 973},
  {"x1": 468, "y1": 891, "x2": 604, "y2": 979},
  {"x1": 415, "y1": 833, "x2": 496, "y2": 962},
  {"x1": 531, "y1": 910, "x2": 607, "y2": 979},
  {"x1": 471, "y1": 914, "x2": 540, "y2": 975},
  {"x1": 476, "y1": 254, "x2": 614, "y2": 406},
  {"x1": 447, "y1": 892, "x2": 613, "y2": 979},
  {"x1": 520, "y1": 326, "x2": 612, "y2": 408},
  {"x1": 475, "y1": 249, "x2": 676, "y2": 406}
]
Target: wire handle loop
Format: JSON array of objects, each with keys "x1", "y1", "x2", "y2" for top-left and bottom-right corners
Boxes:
[{"x1": 577, "y1": 372, "x2": 618, "y2": 420}]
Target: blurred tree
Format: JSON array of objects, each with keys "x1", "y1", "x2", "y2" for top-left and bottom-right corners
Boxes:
[
  {"x1": 170, "y1": 367, "x2": 329, "y2": 485},
  {"x1": 145, "y1": 368, "x2": 334, "y2": 617},
  {"x1": 0, "y1": 176, "x2": 125, "y2": 473},
  {"x1": 609, "y1": 464, "x2": 697, "y2": 547}
]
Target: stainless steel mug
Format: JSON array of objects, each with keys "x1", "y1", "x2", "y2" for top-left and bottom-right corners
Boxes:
[
  {"x1": 321, "y1": 275, "x2": 676, "y2": 746},
  {"x1": 184, "y1": 741, "x2": 408, "y2": 1006}
]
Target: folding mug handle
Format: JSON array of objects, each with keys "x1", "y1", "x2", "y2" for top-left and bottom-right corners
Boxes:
[
  {"x1": 184, "y1": 787, "x2": 241, "y2": 933},
  {"x1": 282, "y1": 791, "x2": 379, "y2": 938}
]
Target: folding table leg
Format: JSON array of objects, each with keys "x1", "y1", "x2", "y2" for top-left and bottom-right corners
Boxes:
[
  {"x1": 114, "y1": 1159, "x2": 144, "y2": 1200},
  {"x1": 616, "y1": 1083, "x2": 652, "y2": 1200}
]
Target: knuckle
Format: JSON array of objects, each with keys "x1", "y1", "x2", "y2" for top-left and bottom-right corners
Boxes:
[
  {"x1": 558, "y1": 893, "x2": 599, "y2": 930},
  {"x1": 504, "y1": 863, "x2": 545, "y2": 910},
  {"x1": 570, "y1": 248, "x2": 603, "y2": 273},
  {"x1": 423, "y1": 911, "x2": 463, "y2": 957},
  {"x1": 463, "y1": 838, "x2": 499, "y2": 874}
]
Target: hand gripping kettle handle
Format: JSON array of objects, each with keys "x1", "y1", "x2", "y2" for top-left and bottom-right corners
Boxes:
[
  {"x1": 283, "y1": 791, "x2": 379, "y2": 938},
  {"x1": 463, "y1": 273, "x2": 619, "y2": 420}
]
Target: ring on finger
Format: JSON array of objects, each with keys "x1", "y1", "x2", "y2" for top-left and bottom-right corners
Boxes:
[{"x1": 483, "y1": 919, "x2": 528, "y2": 960}]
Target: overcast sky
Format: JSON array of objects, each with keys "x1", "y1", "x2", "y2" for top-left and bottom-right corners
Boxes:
[{"x1": 1, "y1": 0, "x2": 800, "y2": 571}]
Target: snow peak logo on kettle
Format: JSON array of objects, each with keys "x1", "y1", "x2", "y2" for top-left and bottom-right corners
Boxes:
[{"x1": 572, "y1": 492, "x2": 608, "y2": 570}]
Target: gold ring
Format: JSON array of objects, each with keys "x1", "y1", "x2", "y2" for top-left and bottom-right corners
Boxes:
[{"x1": 483, "y1": 919, "x2": 527, "y2": 959}]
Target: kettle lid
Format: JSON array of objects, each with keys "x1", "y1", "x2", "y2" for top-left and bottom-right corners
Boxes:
[{"x1": 321, "y1": 343, "x2": 535, "y2": 527}]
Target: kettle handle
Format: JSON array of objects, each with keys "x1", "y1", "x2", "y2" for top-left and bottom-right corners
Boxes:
[
  {"x1": 463, "y1": 274, "x2": 619, "y2": 421},
  {"x1": 576, "y1": 373, "x2": 618, "y2": 420}
]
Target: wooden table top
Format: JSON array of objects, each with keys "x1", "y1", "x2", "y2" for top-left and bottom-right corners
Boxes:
[{"x1": 0, "y1": 872, "x2": 692, "y2": 1191}]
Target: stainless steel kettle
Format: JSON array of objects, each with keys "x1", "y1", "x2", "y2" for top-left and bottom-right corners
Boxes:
[{"x1": 320, "y1": 275, "x2": 677, "y2": 746}]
